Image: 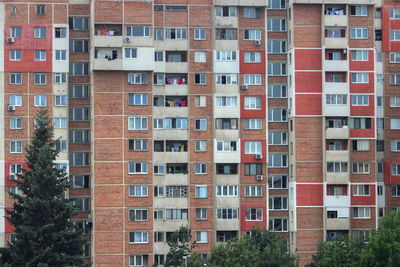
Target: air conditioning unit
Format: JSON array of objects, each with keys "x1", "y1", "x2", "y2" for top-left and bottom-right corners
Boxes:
[
  {"x1": 241, "y1": 85, "x2": 248, "y2": 90},
  {"x1": 256, "y1": 175, "x2": 263, "y2": 181},
  {"x1": 254, "y1": 40, "x2": 261, "y2": 46},
  {"x1": 255, "y1": 154, "x2": 263, "y2": 160},
  {"x1": 7, "y1": 37, "x2": 15, "y2": 43},
  {"x1": 125, "y1": 36, "x2": 132, "y2": 42},
  {"x1": 9, "y1": 174, "x2": 16, "y2": 180},
  {"x1": 8, "y1": 105, "x2": 16, "y2": 111}
]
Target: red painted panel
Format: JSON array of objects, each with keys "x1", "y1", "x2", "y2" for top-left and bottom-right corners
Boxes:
[
  {"x1": 384, "y1": 160, "x2": 400, "y2": 185},
  {"x1": 240, "y1": 95, "x2": 266, "y2": 119},
  {"x1": 350, "y1": 95, "x2": 375, "y2": 116},
  {"x1": 349, "y1": 73, "x2": 374, "y2": 94},
  {"x1": 240, "y1": 205, "x2": 267, "y2": 231},
  {"x1": 350, "y1": 184, "x2": 376, "y2": 206},
  {"x1": 382, "y1": 5, "x2": 400, "y2": 52},
  {"x1": 240, "y1": 140, "x2": 266, "y2": 163},
  {"x1": 349, "y1": 50, "x2": 374, "y2": 71},
  {"x1": 295, "y1": 94, "x2": 322, "y2": 116},
  {"x1": 295, "y1": 72, "x2": 322, "y2": 93},
  {"x1": 239, "y1": 51, "x2": 266, "y2": 74},
  {"x1": 349, "y1": 119, "x2": 375, "y2": 138},
  {"x1": 295, "y1": 49, "x2": 322, "y2": 70},
  {"x1": 296, "y1": 184, "x2": 323, "y2": 206},
  {"x1": 4, "y1": 24, "x2": 53, "y2": 72}
]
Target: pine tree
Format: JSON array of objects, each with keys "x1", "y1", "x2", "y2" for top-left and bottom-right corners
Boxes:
[{"x1": 1, "y1": 109, "x2": 86, "y2": 266}]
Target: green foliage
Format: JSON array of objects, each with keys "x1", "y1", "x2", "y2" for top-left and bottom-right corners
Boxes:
[
  {"x1": 164, "y1": 226, "x2": 195, "y2": 267},
  {"x1": 187, "y1": 253, "x2": 205, "y2": 267},
  {"x1": 208, "y1": 226, "x2": 297, "y2": 267},
  {"x1": 0, "y1": 109, "x2": 87, "y2": 267}
]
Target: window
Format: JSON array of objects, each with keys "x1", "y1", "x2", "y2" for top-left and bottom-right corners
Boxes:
[
  {"x1": 195, "y1": 96, "x2": 207, "y2": 107},
  {"x1": 269, "y1": 197, "x2": 288, "y2": 210},
  {"x1": 390, "y1": 74, "x2": 400, "y2": 85},
  {"x1": 215, "y1": 6, "x2": 236, "y2": 17},
  {"x1": 128, "y1": 162, "x2": 148, "y2": 174},
  {"x1": 129, "y1": 209, "x2": 148, "y2": 221},
  {"x1": 326, "y1": 94, "x2": 347, "y2": 105},
  {"x1": 390, "y1": 8, "x2": 400, "y2": 19},
  {"x1": 55, "y1": 27, "x2": 66, "y2": 38},
  {"x1": 195, "y1": 186, "x2": 208, "y2": 198},
  {"x1": 69, "y1": 62, "x2": 89, "y2": 76},
  {"x1": 216, "y1": 29, "x2": 237, "y2": 40},
  {"x1": 55, "y1": 50, "x2": 66, "y2": 61},
  {"x1": 245, "y1": 208, "x2": 263, "y2": 221},
  {"x1": 216, "y1": 74, "x2": 237, "y2": 85},
  {"x1": 244, "y1": 96, "x2": 261, "y2": 110},
  {"x1": 129, "y1": 255, "x2": 148, "y2": 266},
  {"x1": 195, "y1": 118, "x2": 207, "y2": 130},
  {"x1": 125, "y1": 48, "x2": 137, "y2": 59},
  {"x1": 216, "y1": 51, "x2": 237, "y2": 61},
  {"x1": 352, "y1": 162, "x2": 370, "y2": 174},
  {"x1": 390, "y1": 52, "x2": 400, "y2": 63},
  {"x1": 350, "y1": 6, "x2": 367, "y2": 16},
  {"x1": 165, "y1": 28, "x2": 187, "y2": 39},
  {"x1": 154, "y1": 51, "x2": 163, "y2": 62},
  {"x1": 166, "y1": 209, "x2": 188, "y2": 220},
  {"x1": 350, "y1": 28, "x2": 368, "y2": 39},
  {"x1": 350, "y1": 118, "x2": 372, "y2": 129},
  {"x1": 352, "y1": 140, "x2": 370, "y2": 151},
  {"x1": 126, "y1": 26, "x2": 150, "y2": 37},
  {"x1": 195, "y1": 163, "x2": 207, "y2": 175},
  {"x1": 128, "y1": 94, "x2": 147, "y2": 106},
  {"x1": 10, "y1": 164, "x2": 22, "y2": 180},
  {"x1": 10, "y1": 26, "x2": 21, "y2": 38},
  {"x1": 268, "y1": 62, "x2": 286, "y2": 76},
  {"x1": 165, "y1": 118, "x2": 188, "y2": 129},
  {"x1": 216, "y1": 141, "x2": 237, "y2": 152},
  {"x1": 36, "y1": 5, "x2": 45, "y2": 14},
  {"x1": 34, "y1": 73, "x2": 46, "y2": 85},
  {"x1": 165, "y1": 5, "x2": 187, "y2": 11},
  {"x1": 244, "y1": 119, "x2": 262, "y2": 130},
  {"x1": 353, "y1": 185, "x2": 370, "y2": 196},
  {"x1": 216, "y1": 96, "x2": 237, "y2": 107},
  {"x1": 245, "y1": 186, "x2": 262, "y2": 197},
  {"x1": 154, "y1": 186, "x2": 164, "y2": 197},
  {"x1": 72, "y1": 175, "x2": 89, "y2": 189},
  {"x1": 166, "y1": 186, "x2": 188, "y2": 198},
  {"x1": 393, "y1": 165, "x2": 400, "y2": 175},
  {"x1": 268, "y1": 0, "x2": 286, "y2": 9},
  {"x1": 244, "y1": 52, "x2": 261, "y2": 63},
  {"x1": 195, "y1": 140, "x2": 207, "y2": 152},
  {"x1": 327, "y1": 162, "x2": 348, "y2": 172},
  {"x1": 129, "y1": 185, "x2": 148, "y2": 197},
  {"x1": 391, "y1": 119, "x2": 400, "y2": 129},
  {"x1": 55, "y1": 140, "x2": 67, "y2": 152},
  {"x1": 34, "y1": 95, "x2": 46, "y2": 107},
  {"x1": 10, "y1": 50, "x2": 21, "y2": 61},
  {"x1": 128, "y1": 117, "x2": 148, "y2": 130},
  {"x1": 34, "y1": 27, "x2": 46, "y2": 38},
  {"x1": 195, "y1": 231, "x2": 208, "y2": 243},
  {"x1": 216, "y1": 164, "x2": 238, "y2": 174},
  {"x1": 153, "y1": 119, "x2": 164, "y2": 129},
  {"x1": 352, "y1": 95, "x2": 369, "y2": 106},
  {"x1": 194, "y1": 51, "x2": 206, "y2": 62},
  {"x1": 153, "y1": 164, "x2": 164, "y2": 175},
  {"x1": 377, "y1": 140, "x2": 384, "y2": 152},
  {"x1": 216, "y1": 185, "x2": 238, "y2": 196},
  {"x1": 196, "y1": 208, "x2": 207, "y2": 220},
  {"x1": 391, "y1": 96, "x2": 400, "y2": 107},
  {"x1": 54, "y1": 73, "x2": 67, "y2": 84},
  {"x1": 268, "y1": 154, "x2": 288, "y2": 168},
  {"x1": 128, "y1": 73, "x2": 148, "y2": 84},
  {"x1": 10, "y1": 73, "x2": 22, "y2": 85},
  {"x1": 69, "y1": 152, "x2": 90, "y2": 166},
  {"x1": 353, "y1": 207, "x2": 370, "y2": 218},
  {"x1": 268, "y1": 108, "x2": 287, "y2": 122},
  {"x1": 351, "y1": 50, "x2": 368, "y2": 61},
  {"x1": 268, "y1": 40, "x2": 286, "y2": 53},
  {"x1": 244, "y1": 74, "x2": 262, "y2": 85},
  {"x1": 269, "y1": 218, "x2": 288, "y2": 232},
  {"x1": 216, "y1": 118, "x2": 237, "y2": 129},
  {"x1": 245, "y1": 141, "x2": 262, "y2": 154},
  {"x1": 268, "y1": 132, "x2": 287, "y2": 145},
  {"x1": 10, "y1": 95, "x2": 22, "y2": 106},
  {"x1": 194, "y1": 73, "x2": 206, "y2": 85},
  {"x1": 244, "y1": 163, "x2": 262, "y2": 175},
  {"x1": 217, "y1": 208, "x2": 238, "y2": 219},
  {"x1": 351, "y1": 72, "x2": 368, "y2": 83},
  {"x1": 267, "y1": 18, "x2": 286, "y2": 32},
  {"x1": 10, "y1": 117, "x2": 22, "y2": 130},
  {"x1": 392, "y1": 185, "x2": 400, "y2": 197},
  {"x1": 268, "y1": 175, "x2": 288, "y2": 189},
  {"x1": 54, "y1": 118, "x2": 67, "y2": 128},
  {"x1": 153, "y1": 74, "x2": 164, "y2": 85},
  {"x1": 154, "y1": 29, "x2": 164, "y2": 40},
  {"x1": 69, "y1": 130, "x2": 89, "y2": 144},
  {"x1": 129, "y1": 139, "x2": 148, "y2": 151},
  {"x1": 69, "y1": 39, "x2": 89, "y2": 53},
  {"x1": 244, "y1": 7, "x2": 261, "y2": 18},
  {"x1": 244, "y1": 29, "x2": 261, "y2": 40},
  {"x1": 10, "y1": 140, "x2": 22, "y2": 153},
  {"x1": 154, "y1": 232, "x2": 164, "y2": 242},
  {"x1": 74, "y1": 198, "x2": 90, "y2": 212},
  {"x1": 194, "y1": 28, "x2": 206, "y2": 40},
  {"x1": 69, "y1": 107, "x2": 89, "y2": 121},
  {"x1": 391, "y1": 140, "x2": 400, "y2": 151}
]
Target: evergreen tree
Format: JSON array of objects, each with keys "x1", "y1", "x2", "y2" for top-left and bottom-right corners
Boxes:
[
  {"x1": 164, "y1": 226, "x2": 195, "y2": 267},
  {"x1": 0, "y1": 109, "x2": 86, "y2": 266}
]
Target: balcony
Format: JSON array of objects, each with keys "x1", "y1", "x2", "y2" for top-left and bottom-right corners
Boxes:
[
  {"x1": 326, "y1": 150, "x2": 349, "y2": 162},
  {"x1": 214, "y1": 17, "x2": 238, "y2": 28},
  {"x1": 94, "y1": 25, "x2": 123, "y2": 47},
  {"x1": 165, "y1": 62, "x2": 188, "y2": 73},
  {"x1": 324, "y1": 81, "x2": 349, "y2": 94},
  {"x1": 325, "y1": 127, "x2": 349, "y2": 139},
  {"x1": 214, "y1": 150, "x2": 241, "y2": 163},
  {"x1": 324, "y1": 59, "x2": 348, "y2": 72},
  {"x1": 325, "y1": 195, "x2": 349, "y2": 207},
  {"x1": 324, "y1": 6, "x2": 347, "y2": 27},
  {"x1": 326, "y1": 172, "x2": 349, "y2": 184},
  {"x1": 326, "y1": 218, "x2": 350, "y2": 230},
  {"x1": 325, "y1": 37, "x2": 347, "y2": 49}
]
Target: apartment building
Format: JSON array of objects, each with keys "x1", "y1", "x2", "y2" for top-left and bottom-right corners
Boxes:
[{"x1": 1, "y1": 0, "x2": 399, "y2": 266}]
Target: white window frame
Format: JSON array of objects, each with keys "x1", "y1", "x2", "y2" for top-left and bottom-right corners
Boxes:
[
  {"x1": 128, "y1": 73, "x2": 148, "y2": 85},
  {"x1": 351, "y1": 50, "x2": 368, "y2": 61},
  {"x1": 54, "y1": 117, "x2": 67, "y2": 128},
  {"x1": 352, "y1": 162, "x2": 370, "y2": 174},
  {"x1": 244, "y1": 29, "x2": 261, "y2": 40},
  {"x1": 129, "y1": 232, "x2": 148, "y2": 244},
  {"x1": 352, "y1": 95, "x2": 369, "y2": 106},
  {"x1": 10, "y1": 94, "x2": 22, "y2": 106},
  {"x1": 267, "y1": 18, "x2": 286, "y2": 32},
  {"x1": 216, "y1": 141, "x2": 237, "y2": 152},
  {"x1": 268, "y1": 62, "x2": 287, "y2": 76},
  {"x1": 391, "y1": 140, "x2": 400, "y2": 151},
  {"x1": 10, "y1": 50, "x2": 21, "y2": 61},
  {"x1": 55, "y1": 50, "x2": 67, "y2": 61},
  {"x1": 34, "y1": 73, "x2": 46, "y2": 85},
  {"x1": 129, "y1": 94, "x2": 148, "y2": 106},
  {"x1": 350, "y1": 28, "x2": 368, "y2": 39},
  {"x1": 10, "y1": 117, "x2": 22, "y2": 130},
  {"x1": 267, "y1": 40, "x2": 286, "y2": 54},
  {"x1": 268, "y1": 175, "x2": 288, "y2": 189},
  {"x1": 268, "y1": 131, "x2": 287, "y2": 145},
  {"x1": 55, "y1": 95, "x2": 67, "y2": 106},
  {"x1": 216, "y1": 51, "x2": 237, "y2": 61},
  {"x1": 216, "y1": 96, "x2": 237, "y2": 107},
  {"x1": 390, "y1": 52, "x2": 400, "y2": 63},
  {"x1": 195, "y1": 185, "x2": 207, "y2": 198},
  {"x1": 10, "y1": 73, "x2": 22, "y2": 85},
  {"x1": 244, "y1": 96, "x2": 261, "y2": 110},
  {"x1": 195, "y1": 163, "x2": 207, "y2": 175},
  {"x1": 215, "y1": 6, "x2": 237, "y2": 17},
  {"x1": 353, "y1": 185, "x2": 370, "y2": 196},
  {"x1": 244, "y1": 74, "x2": 262, "y2": 85},
  {"x1": 217, "y1": 208, "x2": 238, "y2": 219},
  {"x1": 216, "y1": 185, "x2": 238, "y2": 197},
  {"x1": 268, "y1": 154, "x2": 288, "y2": 168},
  {"x1": 128, "y1": 117, "x2": 148, "y2": 130},
  {"x1": 244, "y1": 118, "x2": 262, "y2": 130},
  {"x1": 244, "y1": 52, "x2": 261, "y2": 63},
  {"x1": 195, "y1": 140, "x2": 207, "y2": 152},
  {"x1": 216, "y1": 74, "x2": 237, "y2": 85},
  {"x1": 269, "y1": 218, "x2": 288, "y2": 232},
  {"x1": 194, "y1": 51, "x2": 206, "y2": 62},
  {"x1": 195, "y1": 231, "x2": 208, "y2": 243},
  {"x1": 268, "y1": 108, "x2": 287, "y2": 122},
  {"x1": 195, "y1": 118, "x2": 207, "y2": 131},
  {"x1": 353, "y1": 207, "x2": 370, "y2": 219},
  {"x1": 129, "y1": 209, "x2": 148, "y2": 221},
  {"x1": 391, "y1": 118, "x2": 400, "y2": 129},
  {"x1": 128, "y1": 162, "x2": 148, "y2": 174},
  {"x1": 34, "y1": 95, "x2": 47, "y2": 107},
  {"x1": 165, "y1": 28, "x2": 187, "y2": 40},
  {"x1": 245, "y1": 141, "x2": 262, "y2": 154},
  {"x1": 351, "y1": 72, "x2": 369, "y2": 83},
  {"x1": 268, "y1": 0, "x2": 286, "y2": 9},
  {"x1": 34, "y1": 27, "x2": 46, "y2": 38},
  {"x1": 126, "y1": 26, "x2": 150, "y2": 37},
  {"x1": 129, "y1": 255, "x2": 148, "y2": 267},
  {"x1": 10, "y1": 140, "x2": 22, "y2": 153},
  {"x1": 269, "y1": 197, "x2": 288, "y2": 210},
  {"x1": 194, "y1": 28, "x2": 206, "y2": 40},
  {"x1": 350, "y1": 6, "x2": 368, "y2": 16},
  {"x1": 326, "y1": 94, "x2": 347, "y2": 105},
  {"x1": 125, "y1": 48, "x2": 137, "y2": 59},
  {"x1": 245, "y1": 185, "x2": 262, "y2": 197},
  {"x1": 54, "y1": 73, "x2": 67, "y2": 84},
  {"x1": 390, "y1": 8, "x2": 400, "y2": 19},
  {"x1": 245, "y1": 208, "x2": 263, "y2": 221}
]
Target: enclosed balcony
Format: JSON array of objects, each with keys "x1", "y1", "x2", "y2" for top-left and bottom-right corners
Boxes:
[
  {"x1": 324, "y1": 5, "x2": 347, "y2": 27},
  {"x1": 324, "y1": 49, "x2": 348, "y2": 72},
  {"x1": 153, "y1": 95, "x2": 188, "y2": 117},
  {"x1": 326, "y1": 140, "x2": 349, "y2": 162},
  {"x1": 93, "y1": 48, "x2": 123, "y2": 70},
  {"x1": 325, "y1": 27, "x2": 347, "y2": 48},
  {"x1": 326, "y1": 161, "x2": 349, "y2": 184},
  {"x1": 94, "y1": 24, "x2": 123, "y2": 47},
  {"x1": 165, "y1": 51, "x2": 188, "y2": 73},
  {"x1": 325, "y1": 117, "x2": 349, "y2": 139}
]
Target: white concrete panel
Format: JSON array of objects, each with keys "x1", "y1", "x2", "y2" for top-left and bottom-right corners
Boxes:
[
  {"x1": 215, "y1": 40, "x2": 238, "y2": 51},
  {"x1": 215, "y1": 129, "x2": 239, "y2": 140},
  {"x1": 52, "y1": 25, "x2": 69, "y2": 73},
  {"x1": 0, "y1": 23, "x2": 4, "y2": 72},
  {"x1": 214, "y1": 51, "x2": 240, "y2": 73},
  {"x1": 216, "y1": 197, "x2": 240, "y2": 207},
  {"x1": 215, "y1": 174, "x2": 239, "y2": 184},
  {"x1": 156, "y1": 40, "x2": 188, "y2": 50},
  {"x1": 153, "y1": 152, "x2": 189, "y2": 163},
  {"x1": 325, "y1": 196, "x2": 350, "y2": 208},
  {"x1": 123, "y1": 47, "x2": 155, "y2": 71},
  {"x1": 214, "y1": 17, "x2": 238, "y2": 28},
  {"x1": 153, "y1": 130, "x2": 188, "y2": 140},
  {"x1": 216, "y1": 219, "x2": 240, "y2": 230},
  {"x1": 153, "y1": 197, "x2": 189, "y2": 208},
  {"x1": 153, "y1": 107, "x2": 188, "y2": 118}
]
